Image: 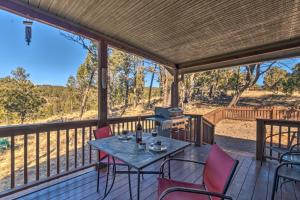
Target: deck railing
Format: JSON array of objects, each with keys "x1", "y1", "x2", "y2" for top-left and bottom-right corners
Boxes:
[
  {"x1": 256, "y1": 119, "x2": 300, "y2": 161},
  {"x1": 202, "y1": 118, "x2": 215, "y2": 145},
  {"x1": 203, "y1": 106, "x2": 300, "y2": 123},
  {"x1": 0, "y1": 119, "x2": 99, "y2": 197},
  {"x1": 0, "y1": 114, "x2": 209, "y2": 197}
]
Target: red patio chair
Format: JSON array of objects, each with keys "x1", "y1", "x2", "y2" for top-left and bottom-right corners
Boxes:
[
  {"x1": 158, "y1": 144, "x2": 239, "y2": 200},
  {"x1": 94, "y1": 126, "x2": 132, "y2": 199}
]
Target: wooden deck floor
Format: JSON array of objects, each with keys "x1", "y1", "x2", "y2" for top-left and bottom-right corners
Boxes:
[{"x1": 8, "y1": 145, "x2": 300, "y2": 200}]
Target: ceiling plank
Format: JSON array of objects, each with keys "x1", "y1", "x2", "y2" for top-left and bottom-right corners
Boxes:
[
  {"x1": 0, "y1": 0, "x2": 175, "y2": 68},
  {"x1": 179, "y1": 41, "x2": 300, "y2": 74}
]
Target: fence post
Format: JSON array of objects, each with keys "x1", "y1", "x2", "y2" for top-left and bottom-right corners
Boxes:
[
  {"x1": 195, "y1": 115, "x2": 202, "y2": 146},
  {"x1": 270, "y1": 107, "x2": 274, "y2": 119},
  {"x1": 256, "y1": 119, "x2": 265, "y2": 161}
]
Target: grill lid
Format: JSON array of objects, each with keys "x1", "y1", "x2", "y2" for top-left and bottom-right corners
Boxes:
[{"x1": 155, "y1": 107, "x2": 183, "y2": 119}]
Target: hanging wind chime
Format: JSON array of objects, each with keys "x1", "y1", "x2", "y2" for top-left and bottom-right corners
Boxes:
[{"x1": 23, "y1": 19, "x2": 33, "y2": 45}]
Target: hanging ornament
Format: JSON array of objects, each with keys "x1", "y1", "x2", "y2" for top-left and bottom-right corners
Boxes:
[{"x1": 23, "y1": 20, "x2": 33, "y2": 45}]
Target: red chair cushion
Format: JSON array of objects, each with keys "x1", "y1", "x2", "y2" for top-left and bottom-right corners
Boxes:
[
  {"x1": 157, "y1": 178, "x2": 209, "y2": 200},
  {"x1": 94, "y1": 126, "x2": 113, "y2": 160},
  {"x1": 203, "y1": 144, "x2": 235, "y2": 198}
]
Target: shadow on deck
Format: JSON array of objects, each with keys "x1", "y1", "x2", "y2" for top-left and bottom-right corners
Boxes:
[{"x1": 5, "y1": 144, "x2": 300, "y2": 200}]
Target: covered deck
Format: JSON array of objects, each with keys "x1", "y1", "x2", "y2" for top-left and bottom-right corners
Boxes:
[
  {"x1": 5, "y1": 145, "x2": 299, "y2": 200},
  {"x1": 0, "y1": 0, "x2": 300, "y2": 199}
]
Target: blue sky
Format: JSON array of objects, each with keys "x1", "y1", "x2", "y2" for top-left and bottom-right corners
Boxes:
[
  {"x1": 0, "y1": 9, "x2": 88, "y2": 86},
  {"x1": 0, "y1": 9, "x2": 299, "y2": 86}
]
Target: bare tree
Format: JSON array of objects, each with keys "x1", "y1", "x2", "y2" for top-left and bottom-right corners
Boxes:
[
  {"x1": 228, "y1": 61, "x2": 276, "y2": 107},
  {"x1": 61, "y1": 33, "x2": 98, "y2": 119}
]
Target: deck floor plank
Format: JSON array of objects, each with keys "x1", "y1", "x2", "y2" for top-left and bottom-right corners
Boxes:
[
  {"x1": 251, "y1": 161, "x2": 271, "y2": 200},
  {"x1": 14, "y1": 145, "x2": 298, "y2": 200}
]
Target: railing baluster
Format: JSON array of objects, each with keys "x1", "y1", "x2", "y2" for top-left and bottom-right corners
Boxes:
[
  {"x1": 189, "y1": 118, "x2": 192, "y2": 142},
  {"x1": 57, "y1": 130, "x2": 60, "y2": 174},
  {"x1": 82, "y1": 127, "x2": 85, "y2": 166},
  {"x1": 278, "y1": 125, "x2": 282, "y2": 159},
  {"x1": 89, "y1": 126, "x2": 92, "y2": 164},
  {"x1": 298, "y1": 127, "x2": 300, "y2": 144},
  {"x1": 36, "y1": 132, "x2": 39, "y2": 181},
  {"x1": 11, "y1": 134, "x2": 15, "y2": 189},
  {"x1": 66, "y1": 129, "x2": 69, "y2": 171},
  {"x1": 146, "y1": 120, "x2": 149, "y2": 132},
  {"x1": 270, "y1": 125, "x2": 273, "y2": 157},
  {"x1": 288, "y1": 126, "x2": 291, "y2": 147},
  {"x1": 75, "y1": 128, "x2": 78, "y2": 168},
  {"x1": 47, "y1": 131, "x2": 50, "y2": 177},
  {"x1": 24, "y1": 133, "x2": 28, "y2": 184}
]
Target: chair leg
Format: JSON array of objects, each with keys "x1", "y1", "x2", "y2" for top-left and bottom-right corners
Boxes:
[
  {"x1": 104, "y1": 163, "x2": 110, "y2": 195},
  {"x1": 128, "y1": 166, "x2": 133, "y2": 200},
  {"x1": 97, "y1": 163, "x2": 100, "y2": 193},
  {"x1": 271, "y1": 173, "x2": 279, "y2": 200},
  {"x1": 105, "y1": 163, "x2": 116, "y2": 197},
  {"x1": 168, "y1": 159, "x2": 171, "y2": 179},
  {"x1": 275, "y1": 176, "x2": 280, "y2": 192},
  {"x1": 260, "y1": 142, "x2": 266, "y2": 166}
]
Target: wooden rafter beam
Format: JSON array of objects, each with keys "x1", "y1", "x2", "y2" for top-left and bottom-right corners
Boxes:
[
  {"x1": 178, "y1": 37, "x2": 300, "y2": 74},
  {"x1": 0, "y1": 0, "x2": 175, "y2": 68}
]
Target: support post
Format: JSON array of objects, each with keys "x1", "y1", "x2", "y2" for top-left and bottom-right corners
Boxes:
[
  {"x1": 171, "y1": 67, "x2": 179, "y2": 107},
  {"x1": 256, "y1": 119, "x2": 265, "y2": 161},
  {"x1": 98, "y1": 41, "x2": 108, "y2": 128},
  {"x1": 195, "y1": 115, "x2": 202, "y2": 146}
]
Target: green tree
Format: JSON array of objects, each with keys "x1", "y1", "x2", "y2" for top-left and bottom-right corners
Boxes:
[
  {"x1": 108, "y1": 49, "x2": 125, "y2": 107},
  {"x1": 147, "y1": 64, "x2": 157, "y2": 107},
  {"x1": 133, "y1": 64, "x2": 145, "y2": 107},
  {"x1": 282, "y1": 63, "x2": 300, "y2": 95},
  {"x1": 263, "y1": 66, "x2": 287, "y2": 93},
  {"x1": 11, "y1": 67, "x2": 29, "y2": 81},
  {"x1": 158, "y1": 65, "x2": 172, "y2": 106},
  {"x1": 61, "y1": 34, "x2": 98, "y2": 118},
  {"x1": 66, "y1": 75, "x2": 77, "y2": 113},
  {"x1": 76, "y1": 48, "x2": 98, "y2": 119},
  {"x1": 0, "y1": 68, "x2": 45, "y2": 123}
]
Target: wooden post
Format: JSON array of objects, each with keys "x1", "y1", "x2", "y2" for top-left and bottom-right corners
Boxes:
[
  {"x1": 98, "y1": 41, "x2": 108, "y2": 128},
  {"x1": 171, "y1": 67, "x2": 179, "y2": 107},
  {"x1": 256, "y1": 119, "x2": 265, "y2": 161},
  {"x1": 195, "y1": 115, "x2": 202, "y2": 146}
]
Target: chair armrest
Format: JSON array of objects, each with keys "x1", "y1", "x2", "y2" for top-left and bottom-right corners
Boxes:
[
  {"x1": 159, "y1": 187, "x2": 232, "y2": 200},
  {"x1": 160, "y1": 158, "x2": 205, "y2": 173},
  {"x1": 279, "y1": 151, "x2": 300, "y2": 163},
  {"x1": 160, "y1": 158, "x2": 205, "y2": 178},
  {"x1": 275, "y1": 162, "x2": 300, "y2": 175},
  {"x1": 290, "y1": 143, "x2": 300, "y2": 152}
]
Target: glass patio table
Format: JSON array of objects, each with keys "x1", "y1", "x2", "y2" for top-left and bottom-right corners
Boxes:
[{"x1": 88, "y1": 133, "x2": 190, "y2": 200}]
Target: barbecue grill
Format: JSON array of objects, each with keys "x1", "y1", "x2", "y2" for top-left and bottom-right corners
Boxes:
[{"x1": 147, "y1": 107, "x2": 189, "y2": 140}]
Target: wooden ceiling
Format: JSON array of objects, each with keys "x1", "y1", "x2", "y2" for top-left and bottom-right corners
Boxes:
[{"x1": 2, "y1": 0, "x2": 300, "y2": 73}]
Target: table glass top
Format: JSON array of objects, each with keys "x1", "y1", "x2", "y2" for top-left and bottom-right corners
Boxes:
[{"x1": 88, "y1": 134, "x2": 190, "y2": 169}]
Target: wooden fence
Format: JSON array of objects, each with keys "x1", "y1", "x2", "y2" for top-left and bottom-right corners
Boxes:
[
  {"x1": 0, "y1": 114, "x2": 208, "y2": 197},
  {"x1": 203, "y1": 106, "x2": 300, "y2": 124},
  {"x1": 203, "y1": 106, "x2": 300, "y2": 161}
]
